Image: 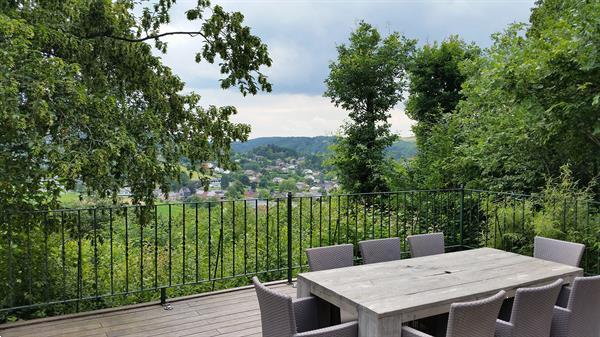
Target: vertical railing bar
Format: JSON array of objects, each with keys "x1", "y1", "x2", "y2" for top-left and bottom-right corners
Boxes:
[
  {"x1": 153, "y1": 206, "x2": 158, "y2": 289},
  {"x1": 346, "y1": 195, "x2": 350, "y2": 244},
  {"x1": 573, "y1": 197, "x2": 577, "y2": 231},
  {"x1": 337, "y1": 195, "x2": 341, "y2": 243},
  {"x1": 379, "y1": 194, "x2": 383, "y2": 238},
  {"x1": 512, "y1": 195, "x2": 516, "y2": 239},
  {"x1": 309, "y1": 197, "x2": 313, "y2": 248},
  {"x1": 167, "y1": 205, "x2": 172, "y2": 286},
  {"x1": 414, "y1": 191, "x2": 419, "y2": 234},
  {"x1": 27, "y1": 215, "x2": 32, "y2": 300},
  {"x1": 243, "y1": 200, "x2": 247, "y2": 275},
  {"x1": 522, "y1": 196, "x2": 526, "y2": 235},
  {"x1": 372, "y1": 195, "x2": 375, "y2": 239},
  {"x1": 485, "y1": 194, "x2": 489, "y2": 247},
  {"x1": 388, "y1": 194, "x2": 391, "y2": 238},
  {"x1": 42, "y1": 213, "x2": 49, "y2": 302},
  {"x1": 61, "y1": 212, "x2": 66, "y2": 303},
  {"x1": 6, "y1": 213, "x2": 14, "y2": 306},
  {"x1": 354, "y1": 195, "x2": 358, "y2": 247},
  {"x1": 92, "y1": 209, "x2": 98, "y2": 299},
  {"x1": 125, "y1": 207, "x2": 129, "y2": 293},
  {"x1": 403, "y1": 193, "x2": 407, "y2": 250},
  {"x1": 221, "y1": 201, "x2": 224, "y2": 278},
  {"x1": 182, "y1": 203, "x2": 186, "y2": 285},
  {"x1": 110, "y1": 208, "x2": 115, "y2": 294},
  {"x1": 328, "y1": 196, "x2": 332, "y2": 244},
  {"x1": 233, "y1": 200, "x2": 236, "y2": 276},
  {"x1": 424, "y1": 192, "x2": 428, "y2": 234},
  {"x1": 208, "y1": 202, "x2": 212, "y2": 280},
  {"x1": 266, "y1": 199, "x2": 269, "y2": 272},
  {"x1": 76, "y1": 210, "x2": 82, "y2": 312},
  {"x1": 299, "y1": 197, "x2": 303, "y2": 271},
  {"x1": 563, "y1": 198, "x2": 567, "y2": 233},
  {"x1": 319, "y1": 197, "x2": 323, "y2": 246},
  {"x1": 584, "y1": 201, "x2": 589, "y2": 271},
  {"x1": 434, "y1": 191, "x2": 438, "y2": 232},
  {"x1": 255, "y1": 199, "x2": 258, "y2": 274},
  {"x1": 396, "y1": 193, "x2": 401, "y2": 238},
  {"x1": 277, "y1": 198, "x2": 281, "y2": 275},
  {"x1": 287, "y1": 192, "x2": 293, "y2": 284},
  {"x1": 195, "y1": 204, "x2": 199, "y2": 283},
  {"x1": 477, "y1": 192, "x2": 482, "y2": 247},
  {"x1": 139, "y1": 208, "x2": 144, "y2": 292},
  {"x1": 502, "y1": 197, "x2": 507, "y2": 251},
  {"x1": 363, "y1": 197, "x2": 367, "y2": 241}
]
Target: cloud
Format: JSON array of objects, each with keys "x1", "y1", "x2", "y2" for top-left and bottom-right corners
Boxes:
[
  {"x1": 145, "y1": 0, "x2": 535, "y2": 137},
  {"x1": 193, "y1": 89, "x2": 414, "y2": 138}
]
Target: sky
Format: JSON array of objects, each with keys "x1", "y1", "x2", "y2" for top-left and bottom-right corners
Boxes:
[{"x1": 155, "y1": 0, "x2": 536, "y2": 138}]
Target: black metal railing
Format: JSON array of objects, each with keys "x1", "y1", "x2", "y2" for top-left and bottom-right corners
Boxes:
[{"x1": 0, "y1": 188, "x2": 598, "y2": 321}]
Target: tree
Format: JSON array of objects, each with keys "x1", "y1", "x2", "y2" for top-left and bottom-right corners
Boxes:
[
  {"x1": 0, "y1": 0, "x2": 272, "y2": 213},
  {"x1": 408, "y1": 0, "x2": 600, "y2": 194},
  {"x1": 324, "y1": 22, "x2": 415, "y2": 193},
  {"x1": 404, "y1": 36, "x2": 480, "y2": 188},
  {"x1": 225, "y1": 182, "x2": 245, "y2": 199},
  {"x1": 279, "y1": 178, "x2": 297, "y2": 193}
]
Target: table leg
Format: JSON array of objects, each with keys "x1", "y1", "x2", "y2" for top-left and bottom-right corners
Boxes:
[
  {"x1": 358, "y1": 307, "x2": 403, "y2": 337},
  {"x1": 297, "y1": 278, "x2": 342, "y2": 327},
  {"x1": 296, "y1": 278, "x2": 310, "y2": 298}
]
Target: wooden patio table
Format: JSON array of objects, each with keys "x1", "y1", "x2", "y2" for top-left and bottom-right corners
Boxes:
[{"x1": 296, "y1": 247, "x2": 583, "y2": 337}]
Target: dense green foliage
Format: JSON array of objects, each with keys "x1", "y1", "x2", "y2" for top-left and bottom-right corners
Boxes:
[
  {"x1": 325, "y1": 22, "x2": 416, "y2": 193},
  {"x1": 0, "y1": 0, "x2": 271, "y2": 213},
  {"x1": 405, "y1": 37, "x2": 481, "y2": 188},
  {"x1": 406, "y1": 0, "x2": 599, "y2": 194}
]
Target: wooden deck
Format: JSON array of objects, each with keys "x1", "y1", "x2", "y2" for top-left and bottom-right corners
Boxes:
[{"x1": 0, "y1": 282, "x2": 295, "y2": 337}]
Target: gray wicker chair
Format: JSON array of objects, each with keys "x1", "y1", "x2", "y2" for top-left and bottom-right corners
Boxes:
[
  {"x1": 402, "y1": 290, "x2": 506, "y2": 337},
  {"x1": 306, "y1": 244, "x2": 354, "y2": 271},
  {"x1": 533, "y1": 236, "x2": 585, "y2": 267},
  {"x1": 495, "y1": 278, "x2": 564, "y2": 337},
  {"x1": 550, "y1": 275, "x2": 600, "y2": 337},
  {"x1": 407, "y1": 232, "x2": 445, "y2": 258},
  {"x1": 253, "y1": 277, "x2": 358, "y2": 337},
  {"x1": 358, "y1": 237, "x2": 401, "y2": 264}
]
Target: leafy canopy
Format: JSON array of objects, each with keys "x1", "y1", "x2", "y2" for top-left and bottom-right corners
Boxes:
[
  {"x1": 0, "y1": 0, "x2": 272, "y2": 211},
  {"x1": 404, "y1": 36, "x2": 480, "y2": 189},
  {"x1": 407, "y1": 0, "x2": 600, "y2": 194},
  {"x1": 324, "y1": 22, "x2": 415, "y2": 193}
]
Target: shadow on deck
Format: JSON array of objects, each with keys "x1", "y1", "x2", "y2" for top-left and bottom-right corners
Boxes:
[{"x1": 0, "y1": 281, "x2": 294, "y2": 337}]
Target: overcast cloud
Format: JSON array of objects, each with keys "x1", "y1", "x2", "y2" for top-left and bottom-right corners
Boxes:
[{"x1": 155, "y1": 0, "x2": 536, "y2": 138}]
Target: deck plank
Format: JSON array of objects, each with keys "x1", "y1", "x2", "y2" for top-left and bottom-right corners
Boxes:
[{"x1": 0, "y1": 281, "x2": 295, "y2": 337}]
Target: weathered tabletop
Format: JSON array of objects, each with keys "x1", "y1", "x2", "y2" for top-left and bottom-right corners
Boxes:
[{"x1": 296, "y1": 247, "x2": 583, "y2": 337}]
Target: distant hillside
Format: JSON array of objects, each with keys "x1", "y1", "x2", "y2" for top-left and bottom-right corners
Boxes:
[{"x1": 232, "y1": 136, "x2": 416, "y2": 159}]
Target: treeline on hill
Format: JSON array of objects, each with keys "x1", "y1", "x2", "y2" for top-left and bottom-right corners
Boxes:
[{"x1": 232, "y1": 136, "x2": 417, "y2": 160}]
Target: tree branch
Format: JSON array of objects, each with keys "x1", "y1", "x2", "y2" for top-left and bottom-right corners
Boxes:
[{"x1": 86, "y1": 31, "x2": 209, "y2": 42}]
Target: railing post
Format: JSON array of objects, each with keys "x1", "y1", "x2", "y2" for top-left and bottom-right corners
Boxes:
[
  {"x1": 287, "y1": 192, "x2": 293, "y2": 284},
  {"x1": 160, "y1": 287, "x2": 167, "y2": 305},
  {"x1": 459, "y1": 187, "x2": 465, "y2": 248}
]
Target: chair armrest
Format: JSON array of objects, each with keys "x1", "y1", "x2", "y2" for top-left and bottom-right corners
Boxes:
[
  {"x1": 293, "y1": 296, "x2": 320, "y2": 332},
  {"x1": 556, "y1": 285, "x2": 571, "y2": 308},
  {"x1": 294, "y1": 321, "x2": 358, "y2": 337},
  {"x1": 401, "y1": 326, "x2": 434, "y2": 337},
  {"x1": 495, "y1": 319, "x2": 514, "y2": 337},
  {"x1": 550, "y1": 306, "x2": 571, "y2": 337}
]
